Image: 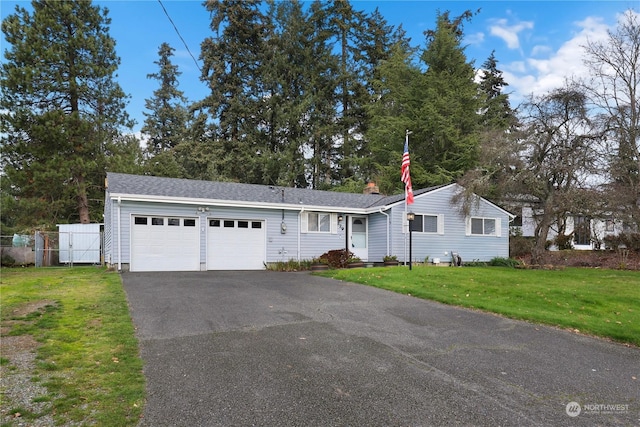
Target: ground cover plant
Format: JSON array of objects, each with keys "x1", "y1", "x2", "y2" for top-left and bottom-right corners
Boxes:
[
  {"x1": 316, "y1": 266, "x2": 640, "y2": 346},
  {"x1": 0, "y1": 267, "x2": 145, "y2": 426}
]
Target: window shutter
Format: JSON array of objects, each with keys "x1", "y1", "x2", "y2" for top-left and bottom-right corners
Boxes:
[
  {"x1": 438, "y1": 214, "x2": 445, "y2": 235},
  {"x1": 496, "y1": 218, "x2": 502, "y2": 237},
  {"x1": 331, "y1": 213, "x2": 337, "y2": 234},
  {"x1": 300, "y1": 212, "x2": 308, "y2": 233},
  {"x1": 465, "y1": 216, "x2": 471, "y2": 236}
]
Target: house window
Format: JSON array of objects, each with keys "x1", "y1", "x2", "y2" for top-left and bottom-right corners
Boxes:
[
  {"x1": 470, "y1": 217, "x2": 496, "y2": 236},
  {"x1": 151, "y1": 217, "x2": 164, "y2": 226},
  {"x1": 224, "y1": 220, "x2": 234, "y2": 228},
  {"x1": 605, "y1": 219, "x2": 614, "y2": 232},
  {"x1": 573, "y1": 216, "x2": 591, "y2": 246},
  {"x1": 184, "y1": 219, "x2": 196, "y2": 227},
  {"x1": 410, "y1": 214, "x2": 441, "y2": 233},
  {"x1": 168, "y1": 218, "x2": 180, "y2": 226},
  {"x1": 251, "y1": 222, "x2": 262, "y2": 229},
  {"x1": 308, "y1": 212, "x2": 330, "y2": 232},
  {"x1": 238, "y1": 221, "x2": 249, "y2": 228}
]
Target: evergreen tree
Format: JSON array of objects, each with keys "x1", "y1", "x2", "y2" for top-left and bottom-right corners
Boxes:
[
  {"x1": 258, "y1": 0, "x2": 315, "y2": 187},
  {"x1": 200, "y1": 0, "x2": 268, "y2": 183},
  {"x1": 365, "y1": 41, "x2": 423, "y2": 194},
  {"x1": 478, "y1": 51, "x2": 516, "y2": 131},
  {"x1": 458, "y1": 50, "x2": 519, "y2": 201},
  {"x1": 417, "y1": 10, "x2": 482, "y2": 186},
  {"x1": 142, "y1": 42, "x2": 189, "y2": 178},
  {"x1": 143, "y1": 43, "x2": 189, "y2": 155},
  {"x1": 304, "y1": 0, "x2": 340, "y2": 189},
  {"x1": 1, "y1": 0, "x2": 131, "y2": 227}
]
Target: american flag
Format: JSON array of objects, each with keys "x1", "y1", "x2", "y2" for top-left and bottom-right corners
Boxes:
[{"x1": 401, "y1": 141, "x2": 414, "y2": 204}]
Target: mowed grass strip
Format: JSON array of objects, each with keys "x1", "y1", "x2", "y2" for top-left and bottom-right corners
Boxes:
[
  {"x1": 0, "y1": 267, "x2": 145, "y2": 426},
  {"x1": 317, "y1": 266, "x2": 640, "y2": 346}
]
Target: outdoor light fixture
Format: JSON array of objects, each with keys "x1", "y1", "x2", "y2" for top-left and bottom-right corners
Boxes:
[
  {"x1": 338, "y1": 215, "x2": 344, "y2": 222},
  {"x1": 407, "y1": 212, "x2": 415, "y2": 270}
]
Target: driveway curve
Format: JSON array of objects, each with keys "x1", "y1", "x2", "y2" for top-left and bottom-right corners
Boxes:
[{"x1": 122, "y1": 271, "x2": 638, "y2": 426}]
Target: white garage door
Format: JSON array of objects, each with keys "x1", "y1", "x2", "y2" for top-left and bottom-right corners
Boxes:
[
  {"x1": 207, "y1": 219, "x2": 265, "y2": 270},
  {"x1": 131, "y1": 216, "x2": 200, "y2": 272}
]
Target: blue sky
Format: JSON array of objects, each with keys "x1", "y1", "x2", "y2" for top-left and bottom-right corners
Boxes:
[{"x1": 1, "y1": 1, "x2": 637, "y2": 132}]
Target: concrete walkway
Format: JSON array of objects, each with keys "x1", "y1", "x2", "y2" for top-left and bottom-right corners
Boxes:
[{"x1": 122, "y1": 271, "x2": 639, "y2": 426}]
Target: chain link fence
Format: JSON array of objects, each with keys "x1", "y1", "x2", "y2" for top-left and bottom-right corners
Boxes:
[{"x1": 1, "y1": 231, "x2": 103, "y2": 267}]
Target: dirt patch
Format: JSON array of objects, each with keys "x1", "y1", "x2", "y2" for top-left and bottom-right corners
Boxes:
[
  {"x1": 10, "y1": 299, "x2": 58, "y2": 318},
  {"x1": 1, "y1": 301, "x2": 57, "y2": 426},
  {"x1": 1, "y1": 335, "x2": 40, "y2": 359}
]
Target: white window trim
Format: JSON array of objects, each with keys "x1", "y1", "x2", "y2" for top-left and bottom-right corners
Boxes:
[
  {"x1": 466, "y1": 216, "x2": 501, "y2": 237},
  {"x1": 301, "y1": 212, "x2": 338, "y2": 234}
]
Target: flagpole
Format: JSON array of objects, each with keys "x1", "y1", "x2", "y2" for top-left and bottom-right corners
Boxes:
[{"x1": 404, "y1": 129, "x2": 411, "y2": 266}]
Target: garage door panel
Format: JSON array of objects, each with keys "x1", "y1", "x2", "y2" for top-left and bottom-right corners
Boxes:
[
  {"x1": 131, "y1": 216, "x2": 199, "y2": 272},
  {"x1": 207, "y1": 219, "x2": 265, "y2": 270}
]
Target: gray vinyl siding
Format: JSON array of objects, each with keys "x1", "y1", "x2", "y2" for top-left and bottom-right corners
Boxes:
[
  {"x1": 390, "y1": 185, "x2": 510, "y2": 263},
  {"x1": 368, "y1": 211, "x2": 391, "y2": 262},
  {"x1": 106, "y1": 199, "x2": 352, "y2": 265}
]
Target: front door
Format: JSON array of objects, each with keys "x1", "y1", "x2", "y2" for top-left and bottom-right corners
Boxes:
[{"x1": 349, "y1": 216, "x2": 368, "y2": 261}]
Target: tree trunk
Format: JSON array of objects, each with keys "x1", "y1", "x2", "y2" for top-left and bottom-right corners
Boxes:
[
  {"x1": 531, "y1": 209, "x2": 554, "y2": 265},
  {"x1": 76, "y1": 175, "x2": 91, "y2": 224}
]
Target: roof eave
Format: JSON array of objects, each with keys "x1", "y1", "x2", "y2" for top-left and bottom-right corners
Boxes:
[{"x1": 108, "y1": 193, "x2": 370, "y2": 214}]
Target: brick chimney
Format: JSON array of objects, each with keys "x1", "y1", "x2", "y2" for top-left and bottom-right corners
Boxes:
[{"x1": 363, "y1": 182, "x2": 380, "y2": 195}]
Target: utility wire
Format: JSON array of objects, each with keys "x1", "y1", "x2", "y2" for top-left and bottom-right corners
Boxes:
[{"x1": 157, "y1": 0, "x2": 202, "y2": 72}]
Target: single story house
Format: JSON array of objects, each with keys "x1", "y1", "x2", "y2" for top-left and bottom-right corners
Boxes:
[
  {"x1": 512, "y1": 205, "x2": 626, "y2": 250},
  {"x1": 104, "y1": 172, "x2": 514, "y2": 272}
]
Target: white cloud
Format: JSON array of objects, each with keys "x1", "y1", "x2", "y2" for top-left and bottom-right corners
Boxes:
[
  {"x1": 503, "y1": 14, "x2": 612, "y2": 104},
  {"x1": 465, "y1": 32, "x2": 485, "y2": 46},
  {"x1": 489, "y1": 18, "x2": 534, "y2": 49},
  {"x1": 530, "y1": 45, "x2": 552, "y2": 57}
]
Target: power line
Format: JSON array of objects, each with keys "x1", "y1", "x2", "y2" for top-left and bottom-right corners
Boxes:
[{"x1": 157, "y1": 0, "x2": 202, "y2": 72}]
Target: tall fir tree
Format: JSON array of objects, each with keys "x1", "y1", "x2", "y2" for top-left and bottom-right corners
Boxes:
[
  {"x1": 418, "y1": 10, "x2": 482, "y2": 186},
  {"x1": 478, "y1": 51, "x2": 516, "y2": 131},
  {"x1": 200, "y1": 0, "x2": 268, "y2": 183},
  {"x1": 1, "y1": 0, "x2": 131, "y2": 227},
  {"x1": 142, "y1": 42, "x2": 189, "y2": 178}
]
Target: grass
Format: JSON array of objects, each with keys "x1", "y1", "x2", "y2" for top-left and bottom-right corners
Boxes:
[
  {"x1": 0, "y1": 267, "x2": 145, "y2": 426},
  {"x1": 316, "y1": 266, "x2": 640, "y2": 346}
]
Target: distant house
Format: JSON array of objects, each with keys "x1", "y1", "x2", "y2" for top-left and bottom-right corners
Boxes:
[
  {"x1": 511, "y1": 205, "x2": 625, "y2": 250},
  {"x1": 103, "y1": 173, "x2": 514, "y2": 272}
]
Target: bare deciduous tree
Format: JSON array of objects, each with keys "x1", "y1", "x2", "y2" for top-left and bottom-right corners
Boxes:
[
  {"x1": 582, "y1": 10, "x2": 640, "y2": 229},
  {"x1": 515, "y1": 84, "x2": 602, "y2": 263}
]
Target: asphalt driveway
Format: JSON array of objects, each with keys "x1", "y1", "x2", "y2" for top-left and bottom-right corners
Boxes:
[{"x1": 122, "y1": 271, "x2": 638, "y2": 426}]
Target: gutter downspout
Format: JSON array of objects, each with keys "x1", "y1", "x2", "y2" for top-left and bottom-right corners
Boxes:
[
  {"x1": 379, "y1": 208, "x2": 390, "y2": 256},
  {"x1": 117, "y1": 196, "x2": 122, "y2": 271},
  {"x1": 298, "y1": 208, "x2": 304, "y2": 261}
]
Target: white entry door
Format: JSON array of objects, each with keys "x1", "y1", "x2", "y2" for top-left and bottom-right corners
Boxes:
[{"x1": 349, "y1": 216, "x2": 368, "y2": 261}]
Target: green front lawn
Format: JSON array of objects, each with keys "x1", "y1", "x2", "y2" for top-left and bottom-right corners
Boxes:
[
  {"x1": 0, "y1": 267, "x2": 145, "y2": 426},
  {"x1": 316, "y1": 266, "x2": 640, "y2": 346}
]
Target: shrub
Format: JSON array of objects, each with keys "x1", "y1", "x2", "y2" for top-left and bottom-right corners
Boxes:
[
  {"x1": 319, "y1": 249, "x2": 355, "y2": 269},
  {"x1": 603, "y1": 232, "x2": 640, "y2": 252},
  {"x1": 554, "y1": 233, "x2": 574, "y2": 250},
  {"x1": 1, "y1": 254, "x2": 16, "y2": 267},
  {"x1": 266, "y1": 259, "x2": 311, "y2": 271},
  {"x1": 488, "y1": 257, "x2": 522, "y2": 268},
  {"x1": 509, "y1": 234, "x2": 534, "y2": 258}
]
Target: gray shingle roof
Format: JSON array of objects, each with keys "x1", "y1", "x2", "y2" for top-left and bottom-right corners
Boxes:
[{"x1": 108, "y1": 172, "x2": 435, "y2": 210}]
